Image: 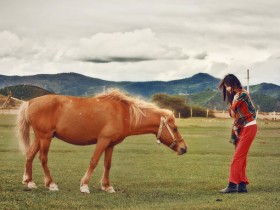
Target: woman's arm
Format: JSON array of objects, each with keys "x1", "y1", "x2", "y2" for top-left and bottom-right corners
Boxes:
[
  {"x1": 229, "y1": 108, "x2": 236, "y2": 118},
  {"x1": 228, "y1": 92, "x2": 241, "y2": 118}
]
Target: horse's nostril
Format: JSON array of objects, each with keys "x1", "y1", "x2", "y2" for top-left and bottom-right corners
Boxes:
[{"x1": 180, "y1": 147, "x2": 187, "y2": 154}]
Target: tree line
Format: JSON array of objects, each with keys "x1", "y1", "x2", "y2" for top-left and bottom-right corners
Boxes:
[{"x1": 151, "y1": 93, "x2": 214, "y2": 118}]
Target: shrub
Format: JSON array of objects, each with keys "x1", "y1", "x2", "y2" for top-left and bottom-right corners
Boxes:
[{"x1": 151, "y1": 93, "x2": 214, "y2": 118}]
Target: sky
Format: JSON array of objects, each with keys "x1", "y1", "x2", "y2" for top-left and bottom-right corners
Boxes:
[{"x1": 0, "y1": 0, "x2": 279, "y2": 85}]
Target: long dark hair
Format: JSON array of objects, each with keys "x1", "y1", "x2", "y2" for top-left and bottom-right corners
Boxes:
[{"x1": 219, "y1": 74, "x2": 243, "y2": 105}]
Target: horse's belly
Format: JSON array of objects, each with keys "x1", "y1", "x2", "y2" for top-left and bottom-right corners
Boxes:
[
  {"x1": 54, "y1": 131, "x2": 98, "y2": 145},
  {"x1": 62, "y1": 138, "x2": 97, "y2": 146},
  {"x1": 54, "y1": 114, "x2": 101, "y2": 145}
]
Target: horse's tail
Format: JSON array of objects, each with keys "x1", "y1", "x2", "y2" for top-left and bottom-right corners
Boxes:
[{"x1": 17, "y1": 102, "x2": 30, "y2": 154}]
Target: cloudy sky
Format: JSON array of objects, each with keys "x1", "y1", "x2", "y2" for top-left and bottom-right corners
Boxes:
[{"x1": 0, "y1": 0, "x2": 279, "y2": 85}]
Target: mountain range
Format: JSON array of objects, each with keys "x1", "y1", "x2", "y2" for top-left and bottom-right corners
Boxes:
[
  {"x1": 0, "y1": 72, "x2": 279, "y2": 112},
  {"x1": 0, "y1": 72, "x2": 220, "y2": 97}
]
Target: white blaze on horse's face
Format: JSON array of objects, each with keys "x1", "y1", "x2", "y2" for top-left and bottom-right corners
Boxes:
[{"x1": 157, "y1": 116, "x2": 187, "y2": 155}]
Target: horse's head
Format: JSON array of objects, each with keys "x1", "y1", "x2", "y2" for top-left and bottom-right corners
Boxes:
[{"x1": 156, "y1": 116, "x2": 187, "y2": 155}]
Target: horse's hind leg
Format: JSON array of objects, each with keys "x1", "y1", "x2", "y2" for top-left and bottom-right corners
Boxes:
[
  {"x1": 22, "y1": 138, "x2": 40, "y2": 189},
  {"x1": 100, "y1": 146, "x2": 115, "y2": 193},
  {"x1": 39, "y1": 136, "x2": 59, "y2": 191}
]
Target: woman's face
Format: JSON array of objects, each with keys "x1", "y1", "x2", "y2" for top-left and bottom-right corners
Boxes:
[{"x1": 225, "y1": 84, "x2": 233, "y2": 94}]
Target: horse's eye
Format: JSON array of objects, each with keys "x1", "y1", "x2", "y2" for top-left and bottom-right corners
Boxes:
[{"x1": 173, "y1": 127, "x2": 178, "y2": 132}]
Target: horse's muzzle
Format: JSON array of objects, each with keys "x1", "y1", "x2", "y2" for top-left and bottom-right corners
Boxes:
[{"x1": 178, "y1": 147, "x2": 187, "y2": 155}]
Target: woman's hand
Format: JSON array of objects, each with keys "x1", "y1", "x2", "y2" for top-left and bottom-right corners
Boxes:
[
  {"x1": 228, "y1": 104, "x2": 236, "y2": 118},
  {"x1": 230, "y1": 109, "x2": 236, "y2": 118},
  {"x1": 233, "y1": 92, "x2": 240, "y2": 102}
]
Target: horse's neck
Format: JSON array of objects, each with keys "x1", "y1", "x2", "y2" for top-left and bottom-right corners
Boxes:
[{"x1": 130, "y1": 113, "x2": 160, "y2": 136}]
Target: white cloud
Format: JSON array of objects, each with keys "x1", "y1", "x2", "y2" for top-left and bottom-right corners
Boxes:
[
  {"x1": 0, "y1": 31, "x2": 32, "y2": 58},
  {"x1": 208, "y1": 62, "x2": 229, "y2": 78},
  {"x1": 194, "y1": 51, "x2": 207, "y2": 60},
  {"x1": 67, "y1": 29, "x2": 189, "y2": 63},
  {"x1": 0, "y1": 31, "x2": 64, "y2": 61},
  {"x1": 0, "y1": 1, "x2": 279, "y2": 85},
  {"x1": 249, "y1": 53, "x2": 280, "y2": 85}
]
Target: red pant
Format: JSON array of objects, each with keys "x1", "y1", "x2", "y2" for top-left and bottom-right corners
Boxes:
[{"x1": 229, "y1": 124, "x2": 257, "y2": 185}]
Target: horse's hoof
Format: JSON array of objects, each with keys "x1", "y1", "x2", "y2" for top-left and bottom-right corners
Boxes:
[
  {"x1": 27, "y1": 181, "x2": 37, "y2": 189},
  {"x1": 80, "y1": 184, "x2": 90, "y2": 194},
  {"x1": 22, "y1": 174, "x2": 28, "y2": 184},
  {"x1": 22, "y1": 174, "x2": 29, "y2": 185},
  {"x1": 101, "y1": 185, "x2": 116, "y2": 193},
  {"x1": 49, "y1": 183, "x2": 59, "y2": 191}
]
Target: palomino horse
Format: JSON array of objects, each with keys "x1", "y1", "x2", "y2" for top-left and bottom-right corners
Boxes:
[{"x1": 17, "y1": 89, "x2": 187, "y2": 193}]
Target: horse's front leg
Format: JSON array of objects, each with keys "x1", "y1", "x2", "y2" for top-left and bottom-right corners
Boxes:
[
  {"x1": 101, "y1": 146, "x2": 115, "y2": 193},
  {"x1": 80, "y1": 138, "x2": 111, "y2": 194}
]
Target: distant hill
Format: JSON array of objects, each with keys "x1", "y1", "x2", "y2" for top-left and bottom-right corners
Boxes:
[
  {"x1": 249, "y1": 83, "x2": 280, "y2": 98},
  {"x1": 0, "y1": 85, "x2": 53, "y2": 101},
  {"x1": 0, "y1": 73, "x2": 111, "y2": 96},
  {"x1": 0, "y1": 72, "x2": 279, "y2": 111},
  {"x1": 0, "y1": 72, "x2": 220, "y2": 97},
  {"x1": 188, "y1": 87, "x2": 280, "y2": 112}
]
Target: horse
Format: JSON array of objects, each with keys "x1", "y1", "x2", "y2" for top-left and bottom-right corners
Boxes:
[{"x1": 17, "y1": 89, "x2": 188, "y2": 194}]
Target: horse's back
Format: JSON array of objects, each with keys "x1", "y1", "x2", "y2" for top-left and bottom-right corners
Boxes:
[{"x1": 27, "y1": 94, "x2": 129, "y2": 144}]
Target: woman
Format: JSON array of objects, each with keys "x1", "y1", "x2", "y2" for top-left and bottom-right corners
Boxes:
[{"x1": 219, "y1": 74, "x2": 257, "y2": 193}]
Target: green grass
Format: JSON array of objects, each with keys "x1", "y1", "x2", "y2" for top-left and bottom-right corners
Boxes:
[{"x1": 0, "y1": 115, "x2": 279, "y2": 209}]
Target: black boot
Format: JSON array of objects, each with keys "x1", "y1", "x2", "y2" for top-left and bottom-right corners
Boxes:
[
  {"x1": 220, "y1": 182, "x2": 237, "y2": 193},
  {"x1": 238, "y1": 182, "x2": 247, "y2": 193}
]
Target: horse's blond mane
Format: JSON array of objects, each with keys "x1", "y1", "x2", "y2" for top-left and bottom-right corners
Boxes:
[{"x1": 96, "y1": 89, "x2": 172, "y2": 126}]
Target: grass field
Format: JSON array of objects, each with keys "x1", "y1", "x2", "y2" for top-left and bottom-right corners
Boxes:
[{"x1": 0, "y1": 114, "x2": 279, "y2": 210}]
